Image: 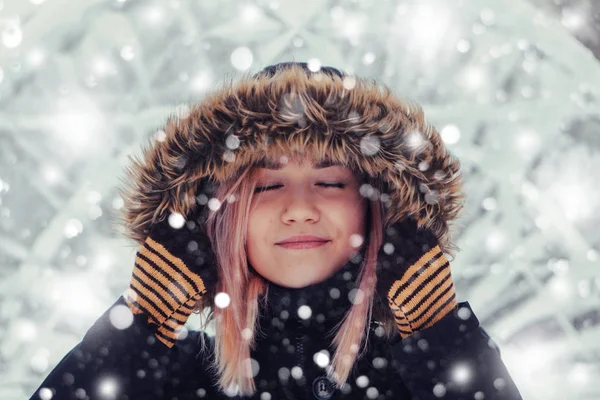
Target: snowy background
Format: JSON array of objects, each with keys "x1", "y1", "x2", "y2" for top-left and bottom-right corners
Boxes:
[{"x1": 1, "y1": 0, "x2": 600, "y2": 399}]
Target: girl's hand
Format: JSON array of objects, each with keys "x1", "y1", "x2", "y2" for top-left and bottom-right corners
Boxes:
[
  {"x1": 375, "y1": 215, "x2": 458, "y2": 339},
  {"x1": 124, "y1": 207, "x2": 218, "y2": 348}
]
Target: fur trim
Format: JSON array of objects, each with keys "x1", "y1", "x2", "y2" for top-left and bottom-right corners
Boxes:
[{"x1": 115, "y1": 64, "x2": 465, "y2": 258}]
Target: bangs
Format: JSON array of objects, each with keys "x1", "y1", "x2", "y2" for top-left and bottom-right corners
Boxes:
[{"x1": 252, "y1": 134, "x2": 356, "y2": 172}]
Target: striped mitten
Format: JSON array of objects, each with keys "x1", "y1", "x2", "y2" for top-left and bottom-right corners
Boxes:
[
  {"x1": 124, "y1": 210, "x2": 218, "y2": 348},
  {"x1": 375, "y1": 215, "x2": 458, "y2": 339}
]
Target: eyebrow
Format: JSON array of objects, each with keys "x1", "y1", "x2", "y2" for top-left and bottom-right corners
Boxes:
[{"x1": 257, "y1": 159, "x2": 344, "y2": 170}]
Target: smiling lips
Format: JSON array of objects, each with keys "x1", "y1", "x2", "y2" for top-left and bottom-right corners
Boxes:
[
  {"x1": 276, "y1": 235, "x2": 331, "y2": 250},
  {"x1": 277, "y1": 241, "x2": 330, "y2": 250}
]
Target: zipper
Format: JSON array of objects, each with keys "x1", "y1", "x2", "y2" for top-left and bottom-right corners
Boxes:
[
  {"x1": 296, "y1": 316, "x2": 305, "y2": 370},
  {"x1": 295, "y1": 316, "x2": 307, "y2": 398}
]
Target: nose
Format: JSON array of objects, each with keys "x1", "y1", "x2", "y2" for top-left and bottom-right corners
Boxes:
[{"x1": 281, "y1": 185, "x2": 320, "y2": 224}]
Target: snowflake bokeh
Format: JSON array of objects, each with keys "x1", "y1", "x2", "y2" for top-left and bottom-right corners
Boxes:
[{"x1": 1, "y1": 0, "x2": 600, "y2": 399}]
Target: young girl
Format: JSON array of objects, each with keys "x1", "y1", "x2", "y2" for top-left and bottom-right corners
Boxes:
[{"x1": 30, "y1": 62, "x2": 523, "y2": 400}]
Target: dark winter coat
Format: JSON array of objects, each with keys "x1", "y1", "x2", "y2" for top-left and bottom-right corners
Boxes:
[
  {"x1": 29, "y1": 260, "x2": 522, "y2": 400},
  {"x1": 29, "y1": 62, "x2": 524, "y2": 399}
]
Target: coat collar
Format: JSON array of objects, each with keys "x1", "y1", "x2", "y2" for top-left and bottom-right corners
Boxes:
[{"x1": 255, "y1": 256, "x2": 361, "y2": 339}]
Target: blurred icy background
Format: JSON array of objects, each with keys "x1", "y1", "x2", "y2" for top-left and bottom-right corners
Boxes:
[{"x1": 1, "y1": 0, "x2": 600, "y2": 399}]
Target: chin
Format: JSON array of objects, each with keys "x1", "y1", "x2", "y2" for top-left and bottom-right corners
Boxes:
[
  {"x1": 295, "y1": 273, "x2": 331, "y2": 288},
  {"x1": 273, "y1": 274, "x2": 322, "y2": 289}
]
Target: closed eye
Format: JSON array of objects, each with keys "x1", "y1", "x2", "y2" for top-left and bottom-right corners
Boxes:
[{"x1": 254, "y1": 182, "x2": 346, "y2": 193}]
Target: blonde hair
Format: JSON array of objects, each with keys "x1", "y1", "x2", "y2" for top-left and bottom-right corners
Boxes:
[{"x1": 191, "y1": 155, "x2": 398, "y2": 397}]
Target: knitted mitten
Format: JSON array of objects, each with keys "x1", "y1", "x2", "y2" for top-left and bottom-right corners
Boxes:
[
  {"x1": 124, "y1": 209, "x2": 218, "y2": 348},
  {"x1": 375, "y1": 215, "x2": 458, "y2": 339}
]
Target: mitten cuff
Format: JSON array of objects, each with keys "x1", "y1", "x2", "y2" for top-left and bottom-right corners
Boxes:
[{"x1": 387, "y1": 244, "x2": 458, "y2": 338}]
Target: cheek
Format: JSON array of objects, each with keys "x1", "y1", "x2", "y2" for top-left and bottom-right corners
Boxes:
[
  {"x1": 246, "y1": 209, "x2": 265, "y2": 263},
  {"x1": 247, "y1": 203, "x2": 272, "y2": 238},
  {"x1": 351, "y1": 198, "x2": 368, "y2": 237},
  {"x1": 331, "y1": 199, "x2": 367, "y2": 234}
]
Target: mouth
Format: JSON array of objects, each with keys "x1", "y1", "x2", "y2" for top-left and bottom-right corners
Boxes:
[{"x1": 276, "y1": 241, "x2": 331, "y2": 250}]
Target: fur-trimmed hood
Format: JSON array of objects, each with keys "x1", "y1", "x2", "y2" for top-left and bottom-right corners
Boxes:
[{"x1": 115, "y1": 62, "x2": 465, "y2": 258}]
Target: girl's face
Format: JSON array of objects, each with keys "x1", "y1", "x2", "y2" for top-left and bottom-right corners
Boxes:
[{"x1": 246, "y1": 154, "x2": 367, "y2": 288}]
